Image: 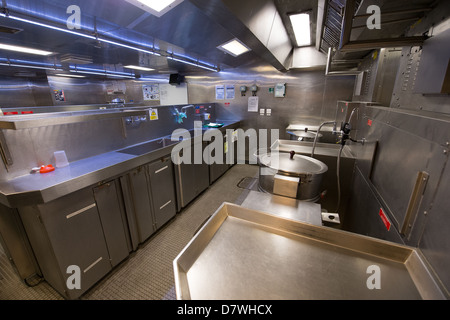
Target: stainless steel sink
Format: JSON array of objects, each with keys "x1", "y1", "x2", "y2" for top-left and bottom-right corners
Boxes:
[{"x1": 118, "y1": 137, "x2": 178, "y2": 156}]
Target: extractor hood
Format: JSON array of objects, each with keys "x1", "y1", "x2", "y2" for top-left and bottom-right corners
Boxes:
[{"x1": 0, "y1": 0, "x2": 324, "y2": 77}]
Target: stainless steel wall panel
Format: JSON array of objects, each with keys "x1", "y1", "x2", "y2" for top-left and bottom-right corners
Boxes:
[
  {"x1": 0, "y1": 128, "x2": 39, "y2": 179},
  {"x1": 0, "y1": 77, "x2": 39, "y2": 108},
  {"x1": 385, "y1": 109, "x2": 450, "y2": 147},
  {"x1": 344, "y1": 166, "x2": 404, "y2": 244},
  {"x1": 390, "y1": 45, "x2": 450, "y2": 114},
  {"x1": 420, "y1": 157, "x2": 450, "y2": 297},
  {"x1": 187, "y1": 66, "x2": 355, "y2": 137},
  {"x1": 47, "y1": 77, "x2": 109, "y2": 106},
  {"x1": 369, "y1": 122, "x2": 446, "y2": 236},
  {"x1": 346, "y1": 103, "x2": 450, "y2": 294}
]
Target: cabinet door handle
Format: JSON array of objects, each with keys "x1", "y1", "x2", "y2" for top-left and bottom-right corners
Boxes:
[
  {"x1": 159, "y1": 200, "x2": 172, "y2": 210},
  {"x1": 83, "y1": 256, "x2": 103, "y2": 273},
  {"x1": 66, "y1": 203, "x2": 96, "y2": 220},
  {"x1": 155, "y1": 165, "x2": 168, "y2": 174}
]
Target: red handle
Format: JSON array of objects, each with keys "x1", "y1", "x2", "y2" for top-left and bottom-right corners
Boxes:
[{"x1": 40, "y1": 165, "x2": 55, "y2": 174}]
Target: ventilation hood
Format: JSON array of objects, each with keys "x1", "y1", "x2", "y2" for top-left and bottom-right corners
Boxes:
[{"x1": 0, "y1": 0, "x2": 444, "y2": 78}]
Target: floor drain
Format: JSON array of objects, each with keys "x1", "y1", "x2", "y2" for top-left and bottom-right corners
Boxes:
[{"x1": 237, "y1": 177, "x2": 259, "y2": 190}]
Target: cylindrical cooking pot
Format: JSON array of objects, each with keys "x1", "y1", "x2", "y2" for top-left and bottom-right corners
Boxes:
[
  {"x1": 287, "y1": 130, "x2": 322, "y2": 142},
  {"x1": 256, "y1": 150, "x2": 328, "y2": 202}
]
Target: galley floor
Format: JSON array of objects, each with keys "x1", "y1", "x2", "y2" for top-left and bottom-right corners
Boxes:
[{"x1": 0, "y1": 164, "x2": 259, "y2": 300}]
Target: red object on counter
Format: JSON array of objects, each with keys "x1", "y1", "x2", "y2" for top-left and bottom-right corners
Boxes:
[{"x1": 40, "y1": 165, "x2": 55, "y2": 174}]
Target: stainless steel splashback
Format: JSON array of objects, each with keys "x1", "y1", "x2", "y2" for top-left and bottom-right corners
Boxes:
[
  {"x1": 0, "y1": 76, "x2": 53, "y2": 108},
  {"x1": 187, "y1": 63, "x2": 355, "y2": 142},
  {"x1": 0, "y1": 103, "x2": 217, "y2": 180}
]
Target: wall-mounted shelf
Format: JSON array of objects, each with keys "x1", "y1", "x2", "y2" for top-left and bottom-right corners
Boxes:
[{"x1": 0, "y1": 108, "x2": 150, "y2": 130}]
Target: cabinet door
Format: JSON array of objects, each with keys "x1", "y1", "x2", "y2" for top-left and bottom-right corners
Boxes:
[
  {"x1": 148, "y1": 157, "x2": 177, "y2": 229},
  {"x1": 209, "y1": 134, "x2": 230, "y2": 184},
  {"x1": 93, "y1": 181, "x2": 130, "y2": 267},
  {"x1": 29, "y1": 188, "x2": 112, "y2": 299},
  {"x1": 125, "y1": 166, "x2": 155, "y2": 243}
]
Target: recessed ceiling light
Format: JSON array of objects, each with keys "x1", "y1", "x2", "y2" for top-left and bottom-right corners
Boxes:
[
  {"x1": 217, "y1": 39, "x2": 251, "y2": 57},
  {"x1": 125, "y1": 0, "x2": 184, "y2": 17},
  {"x1": 0, "y1": 43, "x2": 53, "y2": 56},
  {"x1": 289, "y1": 12, "x2": 311, "y2": 47},
  {"x1": 124, "y1": 65, "x2": 154, "y2": 72}
]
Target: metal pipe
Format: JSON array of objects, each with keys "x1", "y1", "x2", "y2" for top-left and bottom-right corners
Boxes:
[{"x1": 311, "y1": 121, "x2": 336, "y2": 158}]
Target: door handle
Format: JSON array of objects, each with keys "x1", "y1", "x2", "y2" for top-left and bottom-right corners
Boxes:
[
  {"x1": 401, "y1": 171, "x2": 429, "y2": 237},
  {"x1": 154, "y1": 165, "x2": 168, "y2": 174}
]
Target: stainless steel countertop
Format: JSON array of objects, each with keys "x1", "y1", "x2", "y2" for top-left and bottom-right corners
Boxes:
[{"x1": 0, "y1": 121, "x2": 241, "y2": 207}]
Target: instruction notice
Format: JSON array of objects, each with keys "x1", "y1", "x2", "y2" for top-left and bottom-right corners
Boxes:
[
  {"x1": 216, "y1": 85, "x2": 225, "y2": 100},
  {"x1": 143, "y1": 84, "x2": 160, "y2": 101},
  {"x1": 226, "y1": 85, "x2": 235, "y2": 100},
  {"x1": 248, "y1": 96, "x2": 259, "y2": 112}
]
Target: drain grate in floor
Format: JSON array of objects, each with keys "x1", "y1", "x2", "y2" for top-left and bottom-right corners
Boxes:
[{"x1": 237, "y1": 177, "x2": 259, "y2": 190}]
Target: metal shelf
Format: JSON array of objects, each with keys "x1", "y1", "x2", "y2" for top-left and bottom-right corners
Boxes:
[{"x1": 0, "y1": 108, "x2": 149, "y2": 130}]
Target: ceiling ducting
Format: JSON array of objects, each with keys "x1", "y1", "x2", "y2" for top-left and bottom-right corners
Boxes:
[
  {"x1": 319, "y1": 0, "x2": 440, "y2": 75},
  {"x1": 0, "y1": 0, "x2": 446, "y2": 78}
]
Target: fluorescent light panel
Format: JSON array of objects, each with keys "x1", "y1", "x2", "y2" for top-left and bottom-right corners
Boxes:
[
  {"x1": 126, "y1": 0, "x2": 183, "y2": 17},
  {"x1": 289, "y1": 13, "x2": 311, "y2": 47},
  {"x1": 124, "y1": 65, "x2": 154, "y2": 71},
  {"x1": 218, "y1": 39, "x2": 250, "y2": 57},
  {"x1": 137, "y1": 0, "x2": 176, "y2": 12},
  {"x1": 0, "y1": 43, "x2": 53, "y2": 56}
]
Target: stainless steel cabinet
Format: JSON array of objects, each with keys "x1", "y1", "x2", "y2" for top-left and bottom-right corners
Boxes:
[
  {"x1": 93, "y1": 180, "x2": 131, "y2": 267},
  {"x1": 208, "y1": 134, "x2": 230, "y2": 184},
  {"x1": 208, "y1": 133, "x2": 237, "y2": 184},
  {"x1": 120, "y1": 165, "x2": 155, "y2": 244},
  {"x1": 174, "y1": 140, "x2": 210, "y2": 211},
  {"x1": 148, "y1": 156, "x2": 177, "y2": 229},
  {"x1": 18, "y1": 187, "x2": 117, "y2": 299},
  {"x1": 120, "y1": 158, "x2": 177, "y2": 245}
]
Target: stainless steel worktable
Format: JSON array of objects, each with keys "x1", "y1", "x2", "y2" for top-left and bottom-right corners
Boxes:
[
  {"x1": 0, "y1": 121, "x2": 241, "y2": 207},
  {"x1": 174, "y1": 203, "x2": 445, "y2": 300}
]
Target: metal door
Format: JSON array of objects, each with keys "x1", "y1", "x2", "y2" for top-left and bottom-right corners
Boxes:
[
  {"x1": 93, "y1": 180, "x2": 130, "y2": 267},
  {"x1": 124, "y1": 166, "x2": 155, "y2": 243},
  {"x1": 147, "y1": 157, "x2": 177, "y2": 229}
]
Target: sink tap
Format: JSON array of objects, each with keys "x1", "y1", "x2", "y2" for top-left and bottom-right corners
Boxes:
[{"x1": 181, "y1": 105, "x2": 195, "y2": 112}]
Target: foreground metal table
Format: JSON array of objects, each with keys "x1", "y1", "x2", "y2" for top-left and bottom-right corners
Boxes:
[{"x1": 173, "y1": 203, "x2": 445, "y2": 300}]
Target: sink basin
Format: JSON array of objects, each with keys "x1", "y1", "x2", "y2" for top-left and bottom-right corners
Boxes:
[{"x1": 118, "y1": 137, "x2": 178, "y2": 156}]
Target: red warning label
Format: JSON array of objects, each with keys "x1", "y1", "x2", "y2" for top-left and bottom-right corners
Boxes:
[{"x1": 379, "y1": 208, "x2": 391, "y2": 231}]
